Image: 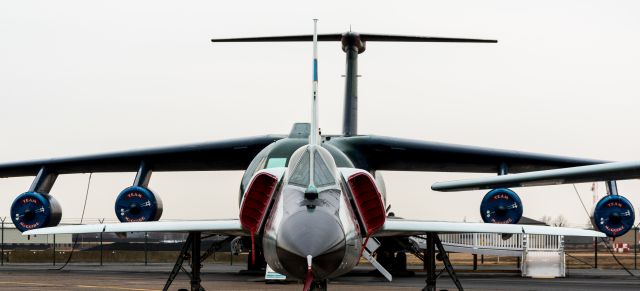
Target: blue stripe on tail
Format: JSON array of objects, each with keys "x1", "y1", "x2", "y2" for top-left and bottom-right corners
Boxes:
[{"x1": 313, "y1": 59, "x2": 318, "y2": 81}]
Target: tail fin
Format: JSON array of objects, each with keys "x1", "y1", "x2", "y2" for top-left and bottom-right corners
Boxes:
[
  {"x1": 310, "y1": 20, "x2": 320, "y2": 145},
  {"x1": 212, "y1": 32, "x2": 497, "y2": 137}
]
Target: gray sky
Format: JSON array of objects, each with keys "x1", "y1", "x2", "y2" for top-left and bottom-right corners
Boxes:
[{"x1": 1, "y1": 0, "x2": 640, "y2": 227}]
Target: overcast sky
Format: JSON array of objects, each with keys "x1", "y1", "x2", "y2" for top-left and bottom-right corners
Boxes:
[{"x1": 1, "y1": 1, "x2": 639, "y2": 227}]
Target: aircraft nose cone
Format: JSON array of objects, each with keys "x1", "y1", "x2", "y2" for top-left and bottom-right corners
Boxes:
[{"x1": 276, "y1": 210, "x2": 346, "y2": 280}]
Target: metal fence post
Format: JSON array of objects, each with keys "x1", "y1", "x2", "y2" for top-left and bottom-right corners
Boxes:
[
  {"x1": 99, "y1": 218, "x2": 104, "y2": 266},
  {"x1": 53, "y1": 234, "x2": 56, "y2": 266},
  {"x1": 144, "y1": 232, "x2": 148, "y2": 266},
  {"x1": 634, "y1": 226, "x2": 638, "y2": 270},
  {"x1": 473, "y1": 254, "x2": 477, "y2": 270},
  {"x1": 1, "y1": 217, "x2": 5, "y2": 266},
  {"x1": 594, "y1": 237, "x2": 598, "y2": 269}
]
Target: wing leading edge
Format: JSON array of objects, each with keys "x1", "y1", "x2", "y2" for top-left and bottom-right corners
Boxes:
[
  {"x1": 0, "y1": 135, "x2": 282, "y2": 178},
  {"x1": 377, "y1": 219, "x2": 604, "y2": 237},
  {"x1": 432, "y1": 160, "x2": 640, "y2": 192},
  {"x1": 328, "y1": 135, "x2": 607, "y2": 173},
  {"x1": 23, "y1": 219, "x2": 247, "y2": 236}
]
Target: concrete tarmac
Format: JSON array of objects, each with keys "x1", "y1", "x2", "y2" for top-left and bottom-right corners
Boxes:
[{"x1": 0, "y1": 264, "x2": 639, "y2": 290}]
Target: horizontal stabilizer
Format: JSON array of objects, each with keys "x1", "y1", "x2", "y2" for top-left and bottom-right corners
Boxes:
[
  {"x1": 432, "y1": 160, "x2": 640, "y2": 192},
  {"x1": 377, "y1": 219, "x2": 605, "y2": 237},
  {"x1": 212, "y1": 33, "x2": 496, "y2": 43},
  {"x1": 23, "y1": 219, "x2": 246, "y2": 236}
]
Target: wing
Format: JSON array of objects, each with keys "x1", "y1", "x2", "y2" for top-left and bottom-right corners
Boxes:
[
  {"x1": 22, "y1": 219, "x2": 247, "y2": 236},
  {"x1": 432, "y1": 160, "x2": 640, "y2": 192},
  {"x1": 376, "y1": 219, "x2": 604, "y2": 237},
  {"x1": 328, "y1": 135, "x2": 606, "y2": 173},
  {"x1": 0, "y1": 135, "x2": 282, "y2": 177}
]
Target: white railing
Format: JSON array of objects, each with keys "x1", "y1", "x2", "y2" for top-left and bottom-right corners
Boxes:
[
  {"x1": 419, "y1": 233, "x2": 565, "y2": 278},
  {"x1": 435, "y1": 233, "x2": 563, "y2": 252},
  {"x1": 524, "y1": 234, "x2": 563, "y2": 251}
]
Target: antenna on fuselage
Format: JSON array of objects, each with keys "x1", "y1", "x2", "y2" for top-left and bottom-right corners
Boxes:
[{"x1": 310, "y1": 19, "x2": 320, "y2": 146}]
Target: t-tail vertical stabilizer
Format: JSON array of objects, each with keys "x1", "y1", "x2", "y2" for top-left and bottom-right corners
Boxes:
[{"x1": 211, "y1": 31, "x2": 496, "y2": 137}]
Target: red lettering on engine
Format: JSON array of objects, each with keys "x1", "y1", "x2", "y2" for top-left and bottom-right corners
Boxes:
[
  {"x1": 605, "y1": 225, "x2": 625, "y2": 235},
  {"x1": 606, "y1": 202, "x2": 623, "y2": 208},
  {"x1": 125, "y1": 217, "x2": 146, "y2": 222},
  {"x1": 491, "y1": 218, "x2": 513, "y2": 224},
  {"x1": 21, "y1": 198, "x2": 38, "y2": 204},
  {"x1": 493, "y1": 194, "x2": 510, "y2": 200},
  {"x1": 20, "y1": 222, "x2": 40, "y2": 229},
  {"x1": 126, "y1": 192, "x2": 143, "y2": 199}
]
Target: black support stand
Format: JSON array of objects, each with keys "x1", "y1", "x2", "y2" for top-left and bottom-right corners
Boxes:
[
  {"x1": 422, "y1": 233, "x2": 463, "y2": 291},
  {"x1": 190, "y1": 232, "x2": 202, "y2": 291},
  {"x1": 163, "y1": 232, "x2": 232, "y2": 291}
]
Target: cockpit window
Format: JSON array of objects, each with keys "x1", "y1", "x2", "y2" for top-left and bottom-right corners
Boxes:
[
  {"x1": 313, "y1": 151, "x2": 335, "y2": 187},
  {"x1": 288, "y1": 150, "x2": 310, "y2": 187},
  {"x1": 266, "y1": 158, "x2": 287, "y2": 168}
]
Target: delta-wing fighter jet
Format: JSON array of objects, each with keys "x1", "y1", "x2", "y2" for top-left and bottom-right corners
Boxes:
[{"x1": 2, "y1": 22, "x2": 616, "y2": 291}]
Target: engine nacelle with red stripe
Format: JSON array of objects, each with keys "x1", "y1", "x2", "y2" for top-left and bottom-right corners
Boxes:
[{"x1": 340, "y1": 169, "x2": 386, "y2": 236}]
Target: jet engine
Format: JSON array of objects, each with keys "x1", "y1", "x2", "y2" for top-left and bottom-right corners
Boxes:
[
  {"x1": 480, "y1": 188, "x2": 523, "y2": 224},
  {"x1": 592, "y1": 195, "x2": 635, "y2": 237},
  {"x1": 11, "y1": 191, "x2": 62, "y2": 232},
  {"x1": 114, "y1": 186, "x2": 163, "y2": 222}
]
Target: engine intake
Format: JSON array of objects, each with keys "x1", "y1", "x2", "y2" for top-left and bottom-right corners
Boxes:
[
  {"x1": 11, "y1": 191, "x2": 62, "y2": 232},
  {"x1": 480, "y1": 188, "x2": 523, "y2": 224},
  {"x1": 592, "y1": 195, "x2": 635, "y2": 237},
  {"x1": 115, "y1": 186, "x2": 163, "y2": 222}
]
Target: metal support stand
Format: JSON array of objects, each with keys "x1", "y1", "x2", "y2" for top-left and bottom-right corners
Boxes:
[
  {"x1": 163, "y1": 232, "x2": 232, "y2": 291},
  {"x1": 423, "y1": 233, "x2": 435, "y2": 291},
  {"x1": 1, "y1": 217, "x2": 4, "y2": 266},
  {"x1": 594, "y1": 238, "x2": 598, "y2": 269},
  {"x1": 190, "y1": 232, "x2": 201, "y2": 291},
  {"x1": 422, "y1": 233, "x2": 463, "y2": 291},
  {"x1": 473, "y1": 254, "x2": 477, "y2": 270}
]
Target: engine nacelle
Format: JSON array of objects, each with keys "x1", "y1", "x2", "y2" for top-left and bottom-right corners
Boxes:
[
  {"x1": 114, "y1": 186, "x2": 163, "y2": 222},
  {"x1": 592, "y1": 195, "x2": 635, "y2": 237},
  {"x1": 11, "y1": 191, "x2": 62, "y2": 232},
  {"x1": 480, "y1": 188, "x2": 523, "y2": 224}
]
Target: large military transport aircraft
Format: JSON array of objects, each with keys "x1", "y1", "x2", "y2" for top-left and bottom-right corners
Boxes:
[{"x1": 3, "y1": 21, "x2": 631, "y2": 291}]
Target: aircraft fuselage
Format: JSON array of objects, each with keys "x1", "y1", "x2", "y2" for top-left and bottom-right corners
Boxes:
[{"x1": 239, "y1": 138, "x2": 372, "y2": 281}]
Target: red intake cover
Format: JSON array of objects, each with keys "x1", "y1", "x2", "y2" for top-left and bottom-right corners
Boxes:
[
  {"x1": 347, "y1": 172, "x2": 386, "y2": 235},
  {"x1": 240, "y1": 172, "x2": 278, "y2": 234}
]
